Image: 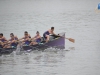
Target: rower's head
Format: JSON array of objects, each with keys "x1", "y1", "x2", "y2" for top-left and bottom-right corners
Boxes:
[
  {"x1": 36, "y1": 31, "x2": 39, "y2": 35},
  {"x1": 24, "y1": 31, "x2": 28, "y2": 37},
  {"x1": 0, "y1": 33, "x2": 3, "y2": 38},
  {"x1": 51, "y1": 27, "x2": 54, "y2": 31},
  {"x1": 10, "y1": 33, "x2": 14, "y2": 39}
]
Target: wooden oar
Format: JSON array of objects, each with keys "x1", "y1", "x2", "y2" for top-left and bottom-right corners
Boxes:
[
  {"x1": 51, "y1": 34, "x2": 75, "y2": 43},
  {"x1": 60, "y1": 36, "x2": 75, "y2": 43},
  {"x1": 55, "y1": 34, "x2": 75, "y2": 43},
  {"x1": 65, "y1": 38, "x2": 75, "y2": 43}
]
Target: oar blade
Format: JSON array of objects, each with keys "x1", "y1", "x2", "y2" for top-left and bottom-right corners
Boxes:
[{"x1": 68, "y1": 38, "x2": 75, "y2": 43}]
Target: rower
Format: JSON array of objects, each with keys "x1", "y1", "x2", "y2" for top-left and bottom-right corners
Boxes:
[
  {"x1": 4, "y1": 33, "x2": 18, "y2": 48},
  {"x1": 0, "y1": 33, "x2": 7, "y2": 48},
  {"x1": 43, "y1": 27, "x2": 60, "y2": 42},
  {"x1": 20, "y1": 31, "x2": 31, "y2": 45},
  {"x1": 29, "y1": 31, "x2": 41, "y2": 45},
  {"x1": 9, "y1": 33, "x2": 18, "y2": 48}
]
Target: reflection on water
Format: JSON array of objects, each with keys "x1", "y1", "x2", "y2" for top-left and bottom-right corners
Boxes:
[{"x1": 68, "y1": 47, "x2": 75, "y2": 50}]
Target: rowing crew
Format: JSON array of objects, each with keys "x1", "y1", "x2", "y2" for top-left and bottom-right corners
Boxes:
[{"x1": 0, "y1": 27, "x2": 60, "y2": 48}]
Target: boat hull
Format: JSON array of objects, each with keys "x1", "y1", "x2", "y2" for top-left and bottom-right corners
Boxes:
[{"x1": 0, "y1": 48, "x2": 16, "y2": 55}]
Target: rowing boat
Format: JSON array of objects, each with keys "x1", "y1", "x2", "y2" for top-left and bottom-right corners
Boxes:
[
  {"x1": 0, "y1": 32, "x2": 65, "y2": 55},
  {"x1": 22, "y1": 32, "x2": 65, "y2": 51}
]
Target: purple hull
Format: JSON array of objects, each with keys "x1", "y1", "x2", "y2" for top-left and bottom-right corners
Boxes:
[
  {"x1": 0, "y1": 48, "x2": 16, "y2": 55},
  {"x1": 22, "y1": 32, "x2": 65, "y2": 51}
]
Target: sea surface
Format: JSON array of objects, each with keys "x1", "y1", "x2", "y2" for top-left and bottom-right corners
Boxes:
[{"x1": 0, "y1": 0, "x2": 100, "y2": 75}]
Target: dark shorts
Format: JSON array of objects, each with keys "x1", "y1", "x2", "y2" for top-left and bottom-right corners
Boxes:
[
  {"x1": 11, "y1": 43, "x2": 18, "y2": 48},
  {"x1": 43, "y1": 31, "x2": 50, "y2": 39},
  {"x1": 43, "y1": 33, "x2": 47, "y2": 39},
  {"x1": 25, "y1": 41, "x2": 31, "y2": 45},
  {"x1": 36, "y1": 39, "x2": 41, "y2": 43}
]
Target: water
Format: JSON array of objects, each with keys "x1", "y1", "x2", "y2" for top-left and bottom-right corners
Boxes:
[{"x1": 0, "y1": 0, "x2": 100, "y2": 75}]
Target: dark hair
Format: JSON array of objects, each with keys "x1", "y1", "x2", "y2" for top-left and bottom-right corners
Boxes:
[
  {"x1": 51, "y1": 27, "x2": 54, "y2": 30},
  {"x1": 10, "y1": 33, "x2": 14, "y2": 36},
  {"x1": 0, "y1": 33, "x2": 3, "y2": 36},
  {"x1": 24, "y1": 31, "x2": 28, "y2": 34},
  {"x1": 36, "y1": 31, "x2": 39, "y2": 33}
]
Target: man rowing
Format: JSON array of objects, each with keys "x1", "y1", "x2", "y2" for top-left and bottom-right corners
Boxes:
[
  {"x1": 29, "y1": 31, "x2": 41, "y2": 45},
  {"x1": 0, "y1": 33, "x2": 7, "y2": 48},
  {"x1": 43, "y1": 27, "x2": 60, "y2": 42},
  {"x1": 3, "y1": 33, "x2": 18, "y2": 48},
  {"x1": 19, "y1": 31, "x2": 31, "y2": 45}
]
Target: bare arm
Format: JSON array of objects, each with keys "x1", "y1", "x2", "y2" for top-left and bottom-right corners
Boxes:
[
  {"x1": 19, "y1": 37, "x2": 24, "y2": 40},
  {"x1": 15, "y1": 36, "x2": 18, "y2": 40},
  {"x1": 37, "y1": 35, "x2": 41, "y2": 39},
  {"x1": 3, "y1": 37, "x2": 8, "y2": 43},
  {"x1": 52, "y1": 32, "x2": 61, "y2": 37}
]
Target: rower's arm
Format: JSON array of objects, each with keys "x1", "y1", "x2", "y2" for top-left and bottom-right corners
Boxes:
[
  {"x1": 38, "y1": 35, "x2": 41, "y2": 38},
  {"x1": 19, "y1": 37, "x2": 24, "y2": 40},
  {"x1": 31, "y1": 36, "x2": 35, "y2": 39},
  {"x1": 30, "y1": 36, "x2": 36, "y2": 41},
  {"x1": 52, "y1": 32, "x2": 61, "y2": 37},
  {"x1": 15, "y1": 36, "x2": 18, "y2": 40},
  {"x1": 3, "y1": 37, "x2": 8, "y2": 43}
]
